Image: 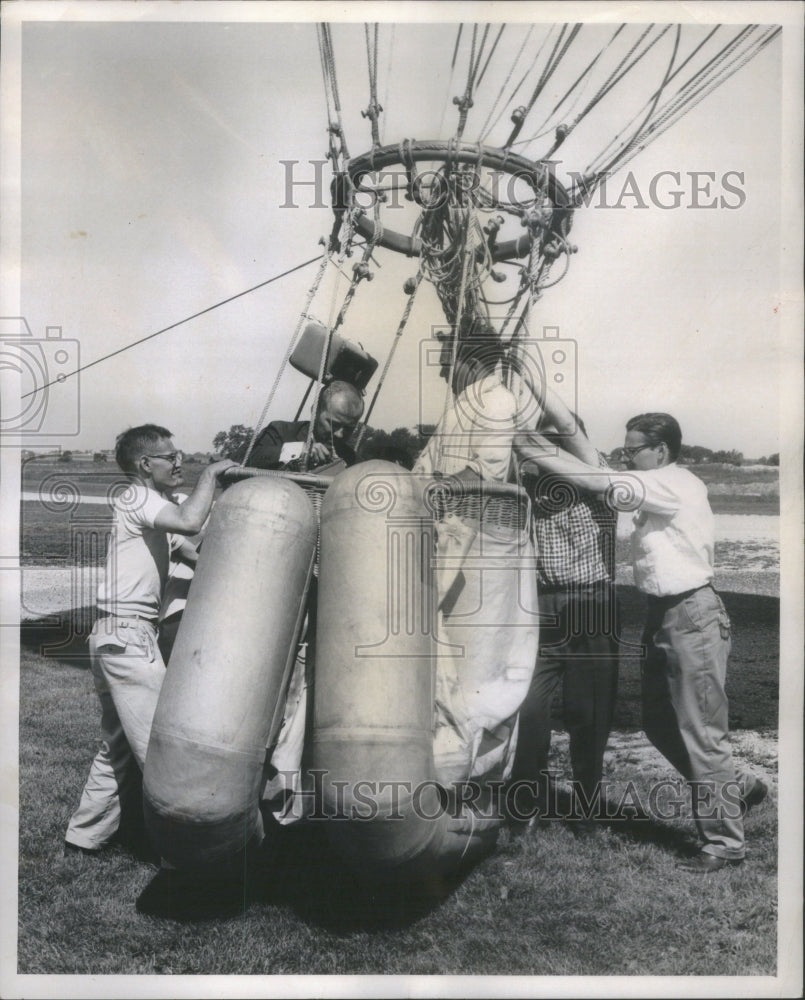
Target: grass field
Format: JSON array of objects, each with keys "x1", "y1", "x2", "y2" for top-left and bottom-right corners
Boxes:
[
  {"x1": 16, "y1": 588, "x2": 779, "y2": 978},
  {"x1": 13, "y1": 455, "x2": 781, "y2": 981}
]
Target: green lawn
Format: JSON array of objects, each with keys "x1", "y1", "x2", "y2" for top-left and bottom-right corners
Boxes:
[{"x1": 16, "y1": 583, "x2": 779, "y2": 977}]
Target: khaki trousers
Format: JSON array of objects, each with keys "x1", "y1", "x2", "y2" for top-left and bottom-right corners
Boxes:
[
  {"x1": 65, "y1": 617, "x2": 166, "y2": 850},
  {"x1": 641, "y1": 585, "x2": 750, "y2": 859}
]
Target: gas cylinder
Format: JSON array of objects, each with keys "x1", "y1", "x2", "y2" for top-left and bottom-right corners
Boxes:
[
  {"x1": 143, "y1": 475, "x2": 317, "y2": 867},
  {"x1": 312, "y1": 461, "x2": 449, "y2": 871}
]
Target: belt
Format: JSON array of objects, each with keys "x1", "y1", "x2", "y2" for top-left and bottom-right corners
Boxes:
[
  {"x1": 538, "y1": 579, "x2": 613, "y2": 594},
  {"x1": 98, "y1": 613, "x2": 159, "y2": 627},
  {"x1": 646, "y1": 583, "x2": 713, "y2": 606}
]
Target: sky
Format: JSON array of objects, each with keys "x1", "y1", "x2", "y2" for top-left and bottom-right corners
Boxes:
[{"x1": 5, "y1": 4, "x2": 796, "y2": 458}]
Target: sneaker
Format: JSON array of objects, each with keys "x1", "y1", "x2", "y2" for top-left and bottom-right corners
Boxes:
[{"x1": 741, "y1": 778, "x2": 769, "y2": 814}]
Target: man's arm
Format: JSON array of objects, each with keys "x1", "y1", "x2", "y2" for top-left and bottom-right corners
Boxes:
[
  {"x1": 539, "y1": 387, "x2": 599, "y2": 465},
  {"x1": 172, "y1": 537, "x2": 199, "y2": 567},
  {"x1": 154, "y1": 460, "x2": 236, "y2": 535},
  {"x1": 516, "y1": 433, "x2": 682, "y2": 516},
  {"x1": 515, "y1": 431, "x2": 611, "y2": 494}
]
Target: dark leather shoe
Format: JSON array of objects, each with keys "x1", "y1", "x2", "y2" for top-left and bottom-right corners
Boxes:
[
  {"x1": 741, "y1": 778, "x2": 769, "y2": 814},
  {"x1": 679, "y1": 852, "x2": 743, "y2": 874}
]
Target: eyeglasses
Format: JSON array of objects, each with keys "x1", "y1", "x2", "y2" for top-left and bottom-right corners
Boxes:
[
  {"x1": 144, "y1": 451, "x2": 183, "y2": 465},
  {"x1": 620, "y1": 444, "x2": 655, "y2": 460}
]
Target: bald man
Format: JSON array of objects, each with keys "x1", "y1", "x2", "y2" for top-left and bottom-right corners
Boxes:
[{"x1": 249, "y1": 380, "x2": 365, "y2": 471}]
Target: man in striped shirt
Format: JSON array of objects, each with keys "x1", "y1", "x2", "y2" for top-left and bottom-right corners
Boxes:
[{"x1": 510, "y1": 396, "x2": 619, "y2": 835}]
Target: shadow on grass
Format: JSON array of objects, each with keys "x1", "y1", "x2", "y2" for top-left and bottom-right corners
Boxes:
[
  {"x1": 134, "y1": 819, "x2": 480, "y2": 930},
  {"x1": 535, "y1": 784, "x2": 699, "y2": 857},
  {"x1": 20, "y1": 605, "x2": 96, "y2": 668},
  {"x1": 256, "y1": 820, "x2": 477, "y2": 932}
]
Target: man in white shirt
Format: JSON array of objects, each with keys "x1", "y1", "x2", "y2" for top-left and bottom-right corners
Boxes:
[
  {"x1": 414, "y1": 333, "x2": 518, "y2": 484},
  {"x1": 65, "y1": 424, "x2": 235, "y2": 856},
  {"x1": 515, "y1": 412, "x2": 767, "y2": 872}
]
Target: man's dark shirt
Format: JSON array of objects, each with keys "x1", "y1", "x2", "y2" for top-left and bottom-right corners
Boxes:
[
  {"x1": 525, "y1": 451, "x2": 617, "y2": 588},
  {"x1": 248, "y1": 420, "x2": 358, "y2": 470}
]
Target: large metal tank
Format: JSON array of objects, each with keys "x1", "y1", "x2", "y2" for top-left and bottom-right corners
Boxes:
[
  {"x1": 143, "y1": 476, "x2": 317, "y2": 867},
  {"x1": 312, "y1": 461, "x2": 450, "y2": 873}
]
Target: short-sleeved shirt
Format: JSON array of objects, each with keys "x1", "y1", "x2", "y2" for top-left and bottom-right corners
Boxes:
[
  {"x1": 528, "y1": 452, "x2": 616, "y2": 588},
  {"x1": 629, "y1": 463, "x2": 715, "y2": 597},
  {"x1": 413, "y1": 375, "x2": 518, "y2": 482},
  {"x1": 97, "y1": 483, "x2": 175, "y2": 619}
]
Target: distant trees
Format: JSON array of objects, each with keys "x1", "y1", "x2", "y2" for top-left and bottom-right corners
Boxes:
[
  {"x1": 679, "y1": 444, "x2": 714, "y2": 464},
  {"x1": 212, "y1": 425, "x2": 254, "y2": 462},
  {"x1": 678, "y1": 445, "x2": 743, "y2": 466},
  {"x1": 758, "y1": 453, "x2": 779, "y2": 466},
  {"x1": 357, "y1": 424, "x2": 436, "y2": 468},
  {"x1": 93, "y1": 452, "x2": 107, "y2": 463},
  {"x1": 711, "y1": 449, "x2": 743, "y2": 466},
  {"x1": 57, "y1": 450, "x2": 73, "y2": 463}
]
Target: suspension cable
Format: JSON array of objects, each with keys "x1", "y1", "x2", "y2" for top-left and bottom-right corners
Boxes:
[
  {"x1": 318, "y1": 23, "x2": 350, "y2": 161},
  {"x1": 354, "y1": 270, "x2": 425, "y2": 450},
  {"x1": 363, "y1": 22, "x2": 382, "y2": 147},
  {"x1": 454, "y1": 23, "x2": 480, "y2": 140},
  {"x1": 589, "y1": 25, "x2": 682, "y2": 177},
  {"x1": 439, "y1": 23, "x2": 465, "y2": 136},
  {"x1": 476, "y1": 23, "x2": 506, "y2": 90},
  {"x1": 241, "y1": 250, "x2": 334, "y2": 465},
  {"x1": 585, "y1": 24, "x2": 737, "y2": 175},
  {"x1": 586, "y1": 25, "x2": 767, "y2": 180},
  {"x1": 515, "y1": 24, "x2": 625, "y2": 152},
  {"x1": 380, "y1": 23, "x2": 395, "y2": 144},
  {"x1": 607, "y1": 25, "x2": 780, "y2": 179},
  {"x1": 505, "y1": 23, "x2": 582, "y2": 148},
  {"x1": 478, "y1": 24, "x2": 535, "y2": 142}
]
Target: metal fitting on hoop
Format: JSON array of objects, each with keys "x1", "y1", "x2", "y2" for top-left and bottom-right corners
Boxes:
[
  {"x1": 520, "y1": 207, "x2": 547, "y2": 233},
  {"x1": 403, "y1": 277, "x2": 418, "y2": 295},
  {"x1": 361, "y1": 101, "x2": 383, "y2": 122},
  {"x1": 511, "y1": 106, "x2": 527, "y2": 125},
  {"x1": 453, "y1": 94, "x2": 474, "y2": 110},
  {"x1": 352, "y1": 262, "x2": 374, "y2": 283},
  {"x1": 555, "y1": 123, "x2": 570, "y2": 142}
]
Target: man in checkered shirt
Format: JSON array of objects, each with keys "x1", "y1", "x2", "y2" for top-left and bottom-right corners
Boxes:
[{"x1": 511, "y1": 394, "x2": 619, "y2": 835}]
